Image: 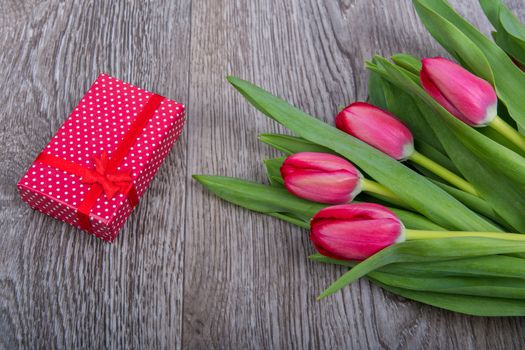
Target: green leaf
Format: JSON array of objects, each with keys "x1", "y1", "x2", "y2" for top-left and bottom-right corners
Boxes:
[
  {"x1": 367, "y1": 64, "x2": 388, "y2": 110},
  {"x1": 369, "y1": 271, "x2": 525, "y2": 300},
  {"x1": 479, "y1": 124, "x2": 525, "y2": 156},
  {"x1": 379, "y1": 73, "x2": 446, "y2": 154},
  {"x1": 372, "y1": 279, "x2": 525, "y2": 316},
  {"x1": 317, "y1": 237, "x2": 525, "y2": 299},
  {"x1": 310, "y1": 253, "x2": 525, "y2": 280},
  {"x1": 312, "y1": 252, "x2": 525, "y2": 315},
  {"x1": 388, "y1": 208, "x2": 445, "y2": 231},
  {"x1": 413, "y1": 0, "x2": 495, "y2": 82},
  {"x1": 413, "y1": 0, "x2": 525, "y2": 129},
  {"x1": 370, "y1": 57, "x2": 525, "y2": 232},
  {"x1": 415, "y1": 141, "x2": 459, "y2": 175},
  {"x1": 268, "y1": 212, "x2": 309, "y2": 229},
  {"x1": 258, "y1": 133, "x2": 335, "y2": 155},
  {"x1": 195, "y1": 174, "x2": 445, "y2": 231},
  {"x1": 480, "y1": 0, "x2": 525, "y2": 66},
  {"x1": 391, "y1": 53, "x2": 422, "y2": 76},
  {"x1": 479, "y1": 0, "x2": 501, "y2": 26},
  {"x1": 429, "y1": 179, "x2": 505, "y2": 228},
  {"x1": 227, "y1": 76, "x2": 498, "y2": 232},
  {"x1": 263, "y1": 157, "x2": 285, "y2": 187},
  {"x1": 193, "y1": 175, "x2": 324, "y2": 220}
]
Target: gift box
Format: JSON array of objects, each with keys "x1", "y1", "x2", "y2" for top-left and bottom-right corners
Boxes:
[{"x1": 17, "y1": 73, "x2": 185, "y2": 242}]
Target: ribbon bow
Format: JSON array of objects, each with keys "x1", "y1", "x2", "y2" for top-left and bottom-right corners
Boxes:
[{"x1": 81, "y1": 151, "x2": 133, "y2": 199}]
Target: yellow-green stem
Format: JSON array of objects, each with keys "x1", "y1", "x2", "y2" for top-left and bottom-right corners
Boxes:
[
  {"x1": 489, "y1": 116, "x2": 525, "y2": 153},
  {"x1": 409, "y1": 150, "x2": 478, "y2": 196},
  {"x1": 361, "y1": 179, "x2": 408, "y2": 208},
  {"x1": 405, "y1": 229, "x2": 525, "y2": 241}
]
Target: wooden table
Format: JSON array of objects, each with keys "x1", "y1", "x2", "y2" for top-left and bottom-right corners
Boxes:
[{"x1": 1, "y1": 0, "x2": 524, "y2": 348}]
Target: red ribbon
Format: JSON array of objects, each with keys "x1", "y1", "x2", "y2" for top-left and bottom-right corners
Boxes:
[
  {"x1": 36, "y1": 93, "x2": 164, "y2": 232},
  {"x1": 81, "y1": 151, "x2": 133, "y2": 199}
]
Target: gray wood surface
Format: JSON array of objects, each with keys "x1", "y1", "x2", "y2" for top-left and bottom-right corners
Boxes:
[{"x1": 1, "y1": 0, "x2": 525, "y2": 349}]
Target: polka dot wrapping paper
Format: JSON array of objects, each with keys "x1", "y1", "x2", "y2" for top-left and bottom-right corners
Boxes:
[{"x1": 17, "y1": 73, "x2": 185, "y2": 242}]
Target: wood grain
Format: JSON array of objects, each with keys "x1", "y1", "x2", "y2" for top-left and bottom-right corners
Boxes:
[
  {"x1": 1, "y1": 0, "x2": 525, "y2": 349},
  {"x1": 0, "y1": 0, "x2": 191, "y2": 348}
]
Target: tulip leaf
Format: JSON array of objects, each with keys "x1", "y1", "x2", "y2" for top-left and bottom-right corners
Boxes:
[
  {"x1": 480, "y1": 0, "x2": 525, "y2": 66},
  {"x1": 429, "y1": 179, "x2": 505, "y2": 228},
  {"x1": 310, "y1": 253, "x2": 525, "y2": 280},
  {"x1": 314, "y1": 253, "x2": 525, "y2": 300},
  {"x1": 268, "y1": 212, "x2": 309, "y2": 229},
  {"x1": 369, "y1": 57, "x2": 525, "y2": 232},
  {"x1": 415, "y1": 142, "x2": 459, "y2": 175},
  {"x1": 263, "y1": 157, "x2": 285, "y2": 187},
  {"x1": 314, "y1": 253, "x2": 525, "y2": 315},
  {"x1": 413, "y1": 0, "x2": 495, "y2": 83},
  {"x1": 258, "y1": 133, "x2": 335, "y2": 155},
  {"x1": 317, "y1": 237, "x2": 525, "y2": 299},
  {"x1": 413, "y1": 0, "x2": 525, "y2": 130},
  {"x1": 193, "y1": 175, "x2": 324, "y2": 220},
  {"x1": 369, "y1": 271, "x2": 525, "y2": 300},
  {"x1": 379, "y1": 73, "x2": 446, "y2": 154},
  {"x1": 419, "y1": 111, "x2": 525, "y2": 231},
  {"x1": 387, "y1": 209, "x2": 445, "y2": 231},
  {"x1": 478, "y1": 125, "x2": 525, "y2": 156},
  {"x1": 369, "y1": 59, "x2": 463, "y2": 174},
  {"x1": 195, "y1": 174, "x2": 445, "y2": 231},
  {"x1": 367, "y1": 68, "x2": 388, "y2": 110},
  {"x1": 227, "y1": 76, "x2": 499, "y2": 232},
  {"x1": 391, "y1": 54, "x2": 422, "y2": 76},
  {"x1": 372, "y1": 279, "x2": 525, "y2": 316}
]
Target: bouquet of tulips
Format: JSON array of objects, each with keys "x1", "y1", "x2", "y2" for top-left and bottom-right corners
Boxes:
[{"x1": 194, "y1": 0, "x2": 525, "y2": 316}]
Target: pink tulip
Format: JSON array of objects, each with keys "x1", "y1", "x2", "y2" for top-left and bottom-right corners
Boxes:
[
  {"x1": 310, "y1": 203, "x2": 405, "y2": 261},
  {"x1": 280, "y1": 152, "x2": 362, "y2": 204},
  {"x1": 420, "y1": 57, "x2": 498, "y2": 127},
  {"x1": 335, "y1": 102, "x2": 414, "y2": 160}
]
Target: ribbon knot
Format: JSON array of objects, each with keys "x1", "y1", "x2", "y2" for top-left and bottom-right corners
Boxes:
[{"x1": 81, "y1": 151, "x2": 133, "y2": 199}]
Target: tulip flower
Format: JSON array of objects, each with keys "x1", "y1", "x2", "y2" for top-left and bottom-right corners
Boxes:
[
  {"x1": 336, "y1": 102, "x2": 478, "y2": 196},
  {"x1": 335, "y1": 102, "x2": 414, "y2": 160},
  {"x1": 421, "y1": 57, "x2": 525, "y2": 152},
  {"x1": 280, "y1": 152, "x2": 405, "y2": 206},
  {"x1": 310, "y1": 203, "x2": 405, "y2": 260},
  {"x1": 310, "y1": 203, "x2": 525, "y2": 261}
]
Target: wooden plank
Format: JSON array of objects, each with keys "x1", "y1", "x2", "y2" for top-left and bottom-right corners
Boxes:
[
  {"x1": 184, "y1": 0, "x2": 525, "y2": 349},
  {"x1": 0, "y1": 0, "x2": 191, "y2": 348},
  {"x1": 2, "y1": 0, "x2": 525, "y2": 348}
]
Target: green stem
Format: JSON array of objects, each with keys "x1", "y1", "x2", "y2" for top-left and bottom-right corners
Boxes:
[
  {"x1": 405, "y1": 229, "x2": 525, "y2": 241},
  {"x1": 489, "y1": 116, "x2": 525, "y2": 153},
  {"x1": 361, "y1": 179, "x2": 408, "y2": 208},
  {"x1": 408, "y1": 150, "x2": 478, "y2": 196}
]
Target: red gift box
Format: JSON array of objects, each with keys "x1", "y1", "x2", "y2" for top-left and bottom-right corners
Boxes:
[{"x1": 17, "y1": 73, "x2": 185, "y2": 242}]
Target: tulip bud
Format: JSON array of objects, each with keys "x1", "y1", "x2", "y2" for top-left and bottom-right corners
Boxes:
[
  {"x1": 335, "y1": 102, "x2": 414, "y2": 160},
  {"x1": 420, "y1": 57, "x2": 497, "y2": 127},
  {"x1": 280, "y1": 152, "x2": 362, "y2": 204},
  {"x1": 310, "y1": 203, "x2": 405, "y2": 261}
]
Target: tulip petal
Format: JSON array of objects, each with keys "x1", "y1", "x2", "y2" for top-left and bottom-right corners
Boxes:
[
  {"x1": 280, "y1": 152, "x2": 362, "y2": 204},
  {"x1": 310, "y1": 204, "x2": 404, "y2": 261},
  {"x1": 420, "y1": 68, "x2": 464, "y2": 122},
  {"x1": 284, "y1": 169, "x2": 361, "y2": 204},
  {"x1": 421, "y1": 57, "x2": 497, "y2": 126},
  {"x1": 336, "y1": 102, "x2": 414, "y2": 160},
  {"x1": 282, "y1": 152, "x2": 360, "y2": 174}
]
